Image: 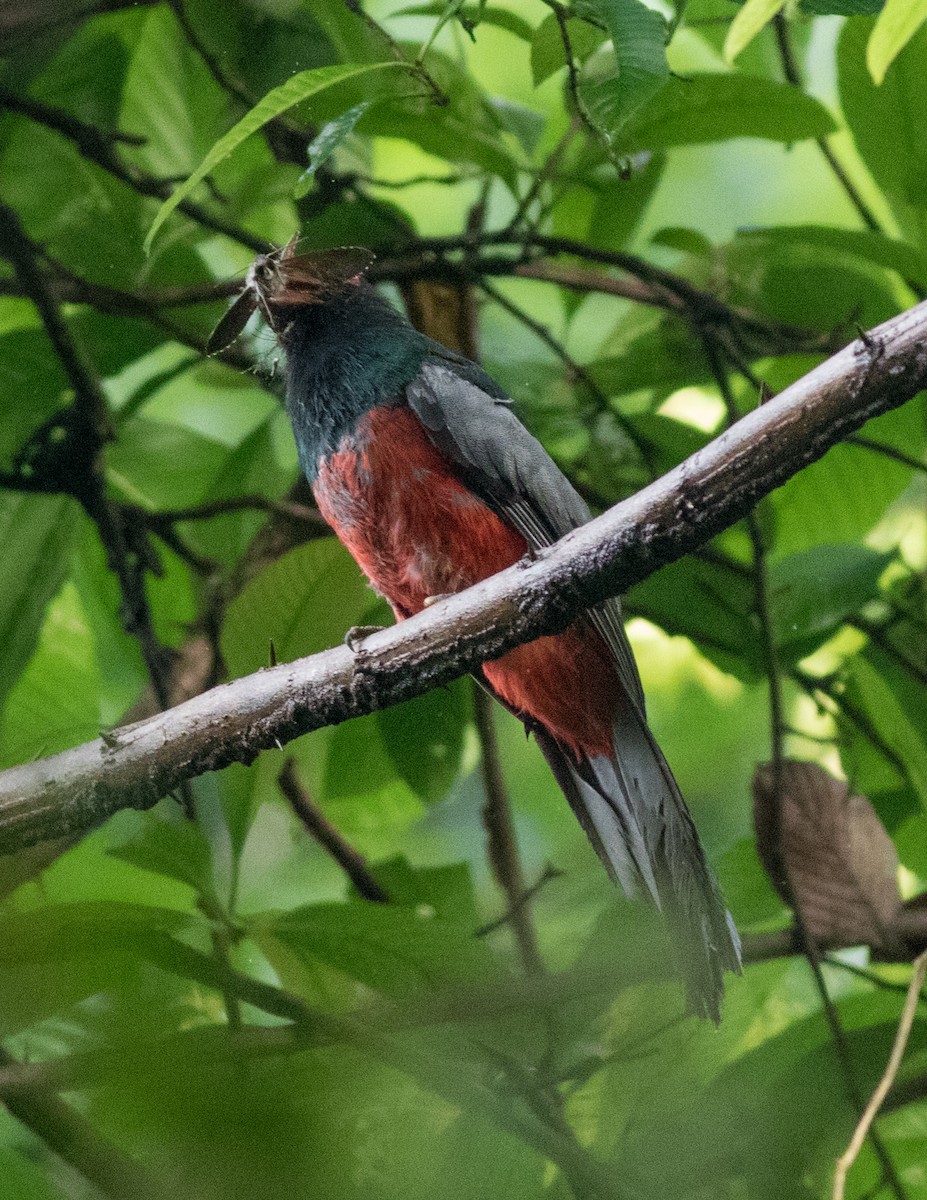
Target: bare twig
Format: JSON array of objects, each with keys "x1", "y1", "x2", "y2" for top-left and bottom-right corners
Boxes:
[
  {"x1": 772, "y1": 14, "x2": 884, "y2": 237},
  {"x1": 833, "y1": 951, "x2": 927, "y2": 1200},
  {"x1": 278, "y1": 758, "x2": 389, "y2": 903},
  {"x1": 476, "y1": 863, "x2": 564, "y2": 938},
  {"x1": 473, "y1": 684, "x2": 544, "y2": 974},
  {"x1": 708, "y1": 336, "x2": 905, "y2": 1195}
]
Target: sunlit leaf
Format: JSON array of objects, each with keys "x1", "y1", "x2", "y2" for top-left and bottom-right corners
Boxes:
[
  {"x1": 724, "y1": 0, "x2": 788, "y2": 62},
  {"x1": 867, "y1": 0, "x2": 927, "y2": 82}
]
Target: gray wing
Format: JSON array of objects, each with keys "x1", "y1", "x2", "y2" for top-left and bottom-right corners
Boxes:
[{"x1": 406, "y1": 356, "x2": 646, "y2": 713}]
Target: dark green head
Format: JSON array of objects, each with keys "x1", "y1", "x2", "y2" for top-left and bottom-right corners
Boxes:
[{"x1": 281, "y1": 279, "x2": 432, "y2": 481}]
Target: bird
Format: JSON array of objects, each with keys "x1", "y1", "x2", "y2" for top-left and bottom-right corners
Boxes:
[{"x1": 210, "y1": 240, "x2": 742, "y2": 1020}]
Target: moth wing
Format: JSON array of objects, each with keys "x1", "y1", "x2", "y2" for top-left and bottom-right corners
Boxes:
[{"x1": 205, "y1": 289, "x2": 258, "y2": 354}]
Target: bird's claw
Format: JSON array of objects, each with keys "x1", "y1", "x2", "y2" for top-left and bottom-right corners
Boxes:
[
  {"x1": 423, "y1": 593, "x2": 450, "y2": 607},
  {"x1": 344, "y1": 624, "x2": 385, "y2": 652}
]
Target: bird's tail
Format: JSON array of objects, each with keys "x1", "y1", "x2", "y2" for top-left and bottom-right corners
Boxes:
[{"x1": 535, "y1": 707, "x2": 741, "y2": 1023}]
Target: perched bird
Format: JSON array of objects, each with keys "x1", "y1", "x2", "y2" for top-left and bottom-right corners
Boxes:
[{"x1": 212, "y1": 240, "x2": 741, "y2": 1020}]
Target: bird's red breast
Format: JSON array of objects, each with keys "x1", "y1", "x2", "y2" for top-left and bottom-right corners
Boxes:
[{"x1": 313, "y1": 404, "x2": 620, "y2": 758}]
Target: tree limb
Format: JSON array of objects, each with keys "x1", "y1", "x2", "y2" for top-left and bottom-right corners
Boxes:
[{"x1": 0, "y1": 300, "x2": 926, "y2": 853}]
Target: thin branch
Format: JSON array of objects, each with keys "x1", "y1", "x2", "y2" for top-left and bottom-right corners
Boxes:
[
  {"x1": 833, "y1": 951, "x2": 927, "y2": 1200},
  {"x1": 476, "y1": 863, "x2": 564, "y2": 938},
  {"x1": 474, "y1": 684, "x2": 544, "y2": 974},
  {"x1": 846, "y1": 434, "x2": 927, "y2": 475},
  {"x1": 772, "y1": 14, "x2": 884, "y2": 236},
  {"x1": 0, "y1": 203, "x2": 176, "y2": 711},
  {"x1": 342, "y1": 0, "x2": 448, "y2": 107},
  {"x1": 479, "y1": 275, "x2": 653, "y2": 464},
  {"x1": 144, "y1": 494, "x2": 329, "y2": 532},
  {"x1": 277, "y1": 758, "x2": 389, "y2": 903},
  {"x1": 1, "y1": 301, "x2": 926, "y2": 849}
]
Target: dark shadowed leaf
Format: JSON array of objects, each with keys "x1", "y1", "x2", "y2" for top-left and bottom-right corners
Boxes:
[
  {"x1": 377, "y1": 679, "x2": 469, "y2": 803},
  {"x1": 0, "y1": 493, "x2": 79, "y2": 716}
]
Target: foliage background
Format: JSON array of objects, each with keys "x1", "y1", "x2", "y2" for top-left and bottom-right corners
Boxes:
[{"x1": 2, "y1": 0, "x2": 927, "y2": 1197}]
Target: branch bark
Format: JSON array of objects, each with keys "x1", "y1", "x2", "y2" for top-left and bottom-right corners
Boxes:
[{"x1": 1, "y1": 300, "x2": 926, "y2": 853}]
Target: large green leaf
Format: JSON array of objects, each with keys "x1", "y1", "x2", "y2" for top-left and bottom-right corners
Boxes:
[
  {"x1": 145, "y1": 61, "x2": 418, "y2": 251},
  {"x1": 221, "y1": 539, "x2": 371, "y2": 680},
  {"x1": 843, "y1": 644, "x2": 927, "y2": 812},
  {"x1": 578, "y1": 0, "x2": 670, "y2": 139},
  {"x1": 724, "y1": 0, "x2": 788, "y2": 62},
  {"x1": 121, "y1": 4, "x2": 227, "y2": 177},
  {"x1": 109, "y1": 817, "x2": 215, "y2": 895},
  {"x1": 620, "y1": 73, "x2": 838, "y2": 150},
  {"x1": 256, "y1": 893, "x2": 499, "y2": 998},
  {"x1": 377, "y1": 678, "x2": 469, "y2": 803},
  {"x1": 0, "y1": 493, "x2": 79, "y2": 717},
  {"x1": 838, "y1": 17, "x2": 927, "y2": 248},
  {"x1": 736, "y1": 224, "x2": 927, "y2": 286},
  {"x1": 627, "y1": 552, "x2": 759, "y2": 680},
  {"x1": 530, "y1": 12, "x2": 607, "y2": 86},
  {"x1": 768, "y1": 544, "x2": 893, "y2": 665}
]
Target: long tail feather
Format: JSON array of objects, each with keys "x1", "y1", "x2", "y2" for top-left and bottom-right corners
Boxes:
[{"x1": 536, "y1": 714, "x2": 741, "y2": 1023}]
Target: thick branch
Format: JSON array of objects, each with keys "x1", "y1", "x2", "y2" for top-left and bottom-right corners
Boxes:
[{"x1": 0, "y1": 301, "x2": 926, "y2": 851}]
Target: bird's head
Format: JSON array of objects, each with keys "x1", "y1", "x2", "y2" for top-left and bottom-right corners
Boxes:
[{"x1": 206, "y1": 237, "x2": 375, "y2": 355}]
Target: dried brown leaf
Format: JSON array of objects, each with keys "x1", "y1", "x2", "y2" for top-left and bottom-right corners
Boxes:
[{"x1": 753, "y1": 760, "x2": 901, "y2": 950}]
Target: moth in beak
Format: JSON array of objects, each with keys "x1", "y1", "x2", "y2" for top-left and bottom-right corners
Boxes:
[{"x1": 206, "y1": 237, "x2": 376, "y2": 355}]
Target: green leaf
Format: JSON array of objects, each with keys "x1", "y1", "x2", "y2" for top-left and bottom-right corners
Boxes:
[
  {"x1": 769, "y1": 545, "x2": 893, "y2": 664},
  {"x1": 0, "y1": 1146, "x2": 64, "y2": 1200},
  {"x1": 377, "y1": 679, "x2": 469, "y2": 803},
  {"x1": 0, "y1": 494, "x2": 79, "y2": 716},
  {"x1": 587, "y1": 151, "x2": 666, "y2": 250},
  {"x1": 294, "y1": 101, "x2": 371, "y2": 198},
  {"x1": 145, "y1": 61, "x2": 417, "y2": 251},
  {"x1": 867, "y1": 0, "x2": 927, "y2": 81},
  {"x1": 487, "y1": 97, "x2": 546, "y2": 155},
  {"x1": 724, "y1": 0, "x2": 788, "y2": 61},
  {"x1": 620, "y1": 73, "x2": 838, "y2": 150},
  {"x1": 627, "y1": 552, "x2": 759, "y2": 680},
  {"x1": 838, "y1": 17, "x2": 927, "y2": 247},
  {"x1": 578, "y1": 0, "x2": 671, "y2": 138},
  {"x1": 259, "y1": 893, "x2": 498, "y2": 996},
  {"x1": 109, "y1": 817, "x2": 214, "y2": 894},
  {"x1": 736, "y1": 224, "x2": 927, "y2": 285},
  {"x1": 221, "y1": 539, "x2": 371, "y2": 679},
  {"x1": 530, "y1": 12, "x2": 607, "y2": 86},
  {"x1": 843, "y1": 645, "x2": 927, "y2": 812},
  {"x1": 121, "y1": 4, "x2": 227, "y2": 177}
]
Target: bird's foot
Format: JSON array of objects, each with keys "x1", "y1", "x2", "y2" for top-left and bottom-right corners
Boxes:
[
  {"x1": 344, "y1": 624, "x2": 385, "y2": 653},
  {"x1": 423, "y1": 593, "x2": 450, "y2": 607}
]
